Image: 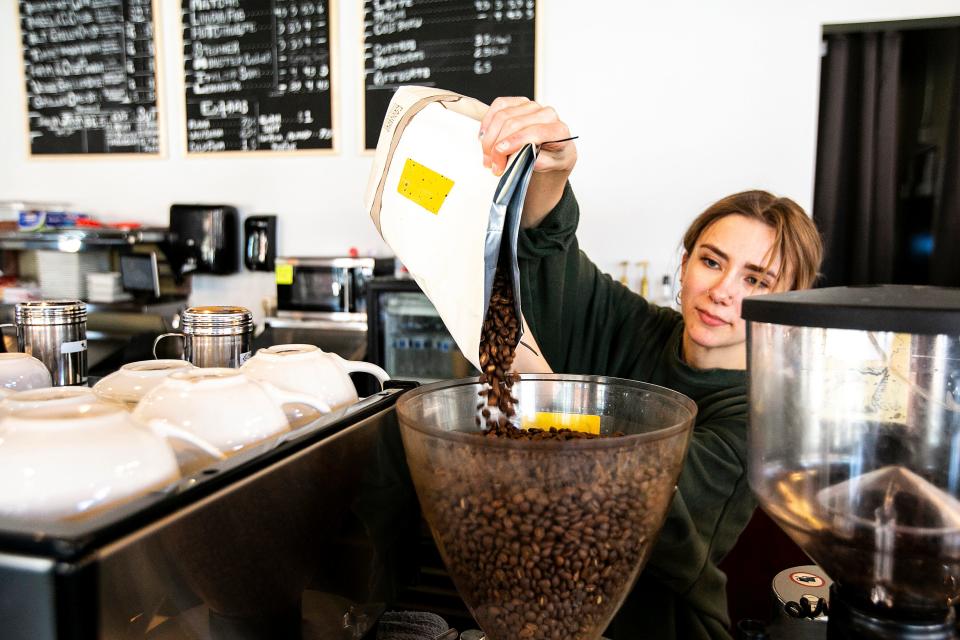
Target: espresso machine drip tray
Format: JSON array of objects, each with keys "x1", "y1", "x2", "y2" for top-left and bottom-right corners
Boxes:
[{"x1": 0, "y1": 385, "x2": 424, "y2": 640}]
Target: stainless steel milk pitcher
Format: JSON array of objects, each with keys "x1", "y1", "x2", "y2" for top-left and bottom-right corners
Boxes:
[
  {"x1": 153, "y1": 306, "x2": 253, "y2": 368},
  {"x1": 0, "y1": 300, "x2": 88, "y2": 386}
]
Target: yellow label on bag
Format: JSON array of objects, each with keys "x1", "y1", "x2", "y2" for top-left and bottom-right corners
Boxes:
[
  {"x1": 521, "y1": 412, "x2": 602, "y2": 435},
  {"x1": 275, "y1": 264, "x2": 294, "y2": 285},
  {"x1": 397, "y1": 158, "x2": 454, "y2": 214}
]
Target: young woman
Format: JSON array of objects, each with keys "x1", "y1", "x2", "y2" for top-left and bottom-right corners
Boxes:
[{"x1": 479, "y1": 97, "x2": 823, "y2": 639}]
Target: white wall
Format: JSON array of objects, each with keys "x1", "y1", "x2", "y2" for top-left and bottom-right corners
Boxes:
[{"x1": 2, "y1": 0, "x2": 960, "y2": 323}]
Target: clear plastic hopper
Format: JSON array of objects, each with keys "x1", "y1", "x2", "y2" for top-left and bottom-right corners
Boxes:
[
  {"x1": 396, "y1": 374, "x2": 696, "y2": 640},
  {"x1": 743, "y1": 285, "x2": 960, "y2": 638}
]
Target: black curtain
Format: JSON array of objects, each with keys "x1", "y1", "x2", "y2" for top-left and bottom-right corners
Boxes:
[
  {"x1": 930, "y1": 30, "x2": 960, "y2": 286},
  {"x1": 814, "y1": 32, "x2": 902, "y2": 286}
]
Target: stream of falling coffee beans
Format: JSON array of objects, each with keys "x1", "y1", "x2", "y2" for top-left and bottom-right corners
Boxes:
[
  {"x1": 476, "y1": 270, "x2": 621, "y2": 441},
  {"x1": 476, "y1": 270, "x2": 522, "y2": 435}
]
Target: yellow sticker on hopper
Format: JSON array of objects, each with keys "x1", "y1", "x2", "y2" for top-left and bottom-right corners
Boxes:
[
  {"x1": 397, "y1": 158, "x2": 454, "y2": 214},
  {"x1": 521, "y1": 412, "x2": 602, "y2": 435},
  {"x1": 275, "y1": 264, "x2": 293, "y2": 285}
]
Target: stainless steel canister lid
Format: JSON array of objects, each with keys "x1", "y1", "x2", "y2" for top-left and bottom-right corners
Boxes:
[
  {"x1": 15, "y1": 300, "x2": 87, "y2": 326},
  {"x1": 181, "y1": 306, "x2": 254, "y2": 336}
]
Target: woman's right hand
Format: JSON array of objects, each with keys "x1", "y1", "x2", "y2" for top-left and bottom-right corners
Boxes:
[
  {"x1": 479, "y1": 97, "x2": 577, "y2": 227},
  {"x1": 479, "y1": 97, "x2": 577, "y2": 176}
]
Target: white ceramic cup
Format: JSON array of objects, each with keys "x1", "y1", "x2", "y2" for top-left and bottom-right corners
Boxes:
[
  {"x1": 132, "y1": 368, "x2": 329, "y2": 456},
  {"x1": 0, "y1": 352, "x2": 52, "y2": 391},
  {"x1": 0, "y1": 386, "x2": 97, "y2": 416},
  {"x1": 93, "y1": 359, "x2": 196, "y2": 408},
  {"x1": 0, "y1": 403, "x2": 182, "y2": 520},
  {"x1": 241, "y1": 344, "x2": 391, "y2": 411}
]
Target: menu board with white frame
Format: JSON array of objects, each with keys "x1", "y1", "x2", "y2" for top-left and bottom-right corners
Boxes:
[
  {"x1": 362, "y1": 0, "x2": 537, "y2": 151},
  {"x1": 17, "y1": 0, "x2": 162, "y2": 156},
  {"x1": 181, "y1": 0, "x2": 337, "y2": 154}
]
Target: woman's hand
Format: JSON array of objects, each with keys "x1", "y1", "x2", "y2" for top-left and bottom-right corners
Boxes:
[
  {"x1": 479, "y1": 97, "x2": 577, "y2": 228},
  {"x1": 479, "y1": 97, "x2": 577, "y2": 176}
]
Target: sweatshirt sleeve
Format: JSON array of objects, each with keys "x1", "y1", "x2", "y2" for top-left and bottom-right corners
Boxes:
[
  {"x1": 518, "y1": 184, "x2": 677, "y2": 377},
  {"x1": 517, "y1": 182, "x2": 582, "y2": 260}
]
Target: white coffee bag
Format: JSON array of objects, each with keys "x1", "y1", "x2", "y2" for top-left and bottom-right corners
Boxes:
[{"x1": 365, "y1": 87, "x2": 535, "y2": 372}]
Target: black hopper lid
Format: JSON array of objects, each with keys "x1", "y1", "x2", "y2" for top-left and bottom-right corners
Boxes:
[{"x1": 741, "y1": 285, "x2": 960, "y2": 334}]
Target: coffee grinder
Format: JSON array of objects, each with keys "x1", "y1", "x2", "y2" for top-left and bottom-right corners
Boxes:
[{"x1": 742, "y1": 285, "x2": 960, "y2": 639}]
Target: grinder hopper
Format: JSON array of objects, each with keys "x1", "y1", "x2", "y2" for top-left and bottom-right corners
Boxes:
[
  {"x1": 396, "y1": 375, "x2": 696, "y2": 640},
  {"x1": 743, "y1": 285, "x2": 960, "y2": 638}
]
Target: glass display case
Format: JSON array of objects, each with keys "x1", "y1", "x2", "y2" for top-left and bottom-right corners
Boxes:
[{"x1": 366, "y1": 278, "x2": 475, "y2": 383}]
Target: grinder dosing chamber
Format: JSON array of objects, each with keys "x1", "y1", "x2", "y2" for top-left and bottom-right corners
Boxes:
[{"x1": 743, "y1": 285, "x2": 960, "y2": 639}]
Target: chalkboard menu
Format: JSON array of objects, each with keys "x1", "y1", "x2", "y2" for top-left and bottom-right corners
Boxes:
[
  {"x1": 363, "y1": 0, "x2": 536, "y2": 150},
  {"x1": 181, "y1": 0, "x2": 335, "y2": 153},
  {"x1": 18, "y1": 0, "x2": 160, "y2": 155}
]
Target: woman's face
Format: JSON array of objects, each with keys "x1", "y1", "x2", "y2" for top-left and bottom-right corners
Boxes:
[{"x1": 679, "y1": 214, "x2": 783, "y2": 370}]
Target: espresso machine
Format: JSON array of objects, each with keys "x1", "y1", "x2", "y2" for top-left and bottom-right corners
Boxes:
[
  {"x1": 0, "y1": 383, "x2": 424, "y2": 640},
  {"x1": 742, "y1": 285, "x2": 960, "y2": 639}
]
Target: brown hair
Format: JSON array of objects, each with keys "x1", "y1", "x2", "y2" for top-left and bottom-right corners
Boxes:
[{"x1": 681, "y1": 190, "x2": 823, "y2": 291}]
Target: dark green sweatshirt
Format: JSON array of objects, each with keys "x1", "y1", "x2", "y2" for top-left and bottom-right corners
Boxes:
[{"x1": 517, "y1": 184, "x2": 755, "y2": 640}]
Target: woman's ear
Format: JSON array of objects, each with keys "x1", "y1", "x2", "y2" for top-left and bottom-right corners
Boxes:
[{"x1": 680, "y1": 252, "x2": 689, "y2": 281}]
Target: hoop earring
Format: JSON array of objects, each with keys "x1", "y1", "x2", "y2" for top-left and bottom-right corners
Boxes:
[{"x1": 675, "y1": 290, "x2": 682, "y2": 306}]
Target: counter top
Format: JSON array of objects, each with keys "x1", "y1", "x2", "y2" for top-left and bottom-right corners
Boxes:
[{"x1": 0, "y1": 227, "x2": 168, "y2": 252}]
